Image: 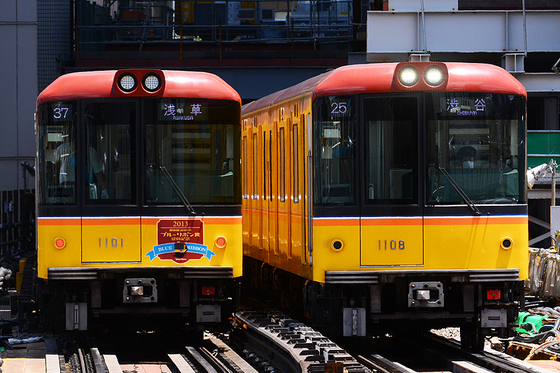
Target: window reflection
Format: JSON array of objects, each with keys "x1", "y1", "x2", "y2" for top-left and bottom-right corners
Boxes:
[
  {"x1": 84, "y1": 102, "x2": 135, "y2": 203},
  {"x1": 427, "y1": 93, "x2": 525, "y2": 204},
  {"x1": 314, "y1": 96, "x2": 355, "y2": 205},
  {"x1": 37, "y1": 101, "x2": 78, "y2": 205},
  {"x1": 144, "y1": 99, "x2": 240, "y2": 205},
  {"x1": 363, "y1": 97, "x2": 418, "y2": 204}
]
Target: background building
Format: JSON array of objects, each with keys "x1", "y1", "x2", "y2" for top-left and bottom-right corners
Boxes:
[{"x1": 0, "y1": 0, "x2": 37, "y2": 191}]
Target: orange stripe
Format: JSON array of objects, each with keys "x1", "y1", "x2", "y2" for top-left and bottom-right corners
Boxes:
[{"x1": 313, "y1": 216, "x2": 527, "y2": 227}]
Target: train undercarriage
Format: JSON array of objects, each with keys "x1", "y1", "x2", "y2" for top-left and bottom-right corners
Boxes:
[
  {"x1": 33, "y1": 267, "x2": 239, "y2": 334},
  {"x1": 243, "y1": 257, "x2": 524, "y2": 351}
]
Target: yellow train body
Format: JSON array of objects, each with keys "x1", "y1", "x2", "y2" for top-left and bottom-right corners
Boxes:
[
  {"x1": 37, "y1": 216, "x2": 242, "y2": 279},
  {"x1": 310, "y1": 216, "x2": 528, "y2": 281}
]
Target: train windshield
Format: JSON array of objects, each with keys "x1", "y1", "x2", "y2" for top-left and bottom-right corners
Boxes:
[
  {"x1": 144, "y1": 98, "x2": 241, "y2": 205},
  {"x1": 427, "y1": 93, "x2": 526, "y2": 205},
  {"x1": 37, "y1": 100, "x2": 137, "y2": 205},
  {"x1": 37, "y1": 98, "x2": 241, "y2": 207},
  {"x1": 313, "y1": 92, "x2": 526, "y2": 207}
]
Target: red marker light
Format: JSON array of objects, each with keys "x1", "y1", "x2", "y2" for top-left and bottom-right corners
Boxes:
[
  {"x1": 215, "y1": 236, "x2": 227, "y2": 249},
  {"x1": 54, "y1": 237, "x2": 66, "y2": 250}
]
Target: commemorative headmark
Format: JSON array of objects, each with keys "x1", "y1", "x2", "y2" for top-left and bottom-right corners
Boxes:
[{"x1": 146, "y1": 219, "x2": 215, "y2": 264}]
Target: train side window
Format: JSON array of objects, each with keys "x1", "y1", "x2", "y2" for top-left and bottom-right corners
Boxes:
[
  {"x1": 252, "y1": 133, "x2": 258, "y2": 199},
  {"x1": 269, "y1": 130, "x2": 273, "y2": 201},
  {"x1": 279, "y1": 127, "x2": 286, "y2": 202},
  {"x1": 243, "y1": 136, "x2": 247, "y2": 199},
  {"x1": 263, "y1": 132, "x2": 267, "y2": 201},
  {"x1": 293, "y1": 124, "x2": 299, "y2": 203}
]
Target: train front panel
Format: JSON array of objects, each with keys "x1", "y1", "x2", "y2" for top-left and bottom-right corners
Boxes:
[
  {"x1": 309, "y1": 63, "x2": 527, "y2": 348},
  {"x1": 36, "y1": 70, "x2": 242, "y2": 331}
]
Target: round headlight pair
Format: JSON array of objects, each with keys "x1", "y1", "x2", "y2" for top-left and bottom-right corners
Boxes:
[
  {"x1": 118, "y1": 73, "x2": 162, "y2": 93},
  {"x1": 398, "y1": 65, "x2": 445, "y2": 87}
]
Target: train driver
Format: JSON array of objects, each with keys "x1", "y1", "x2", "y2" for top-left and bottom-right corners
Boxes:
[{"x1": 457, "y1": 146, "x2": 476, "y2": 169}]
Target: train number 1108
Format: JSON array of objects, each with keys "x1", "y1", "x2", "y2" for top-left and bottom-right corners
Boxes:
[{"x1": 379, "y1": 240, "x2": 405, "y2": 250}]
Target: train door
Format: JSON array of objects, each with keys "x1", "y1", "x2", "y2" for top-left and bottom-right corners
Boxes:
[
  {"x1": 250, "y1": 128, "x2": 261, "y2": 250},
  {"x1": 291, "y1": 115, "x2": 304, "y2": 265},
  {"x1": 305, "y1": 112, "x2": 312, "y2": 265},
  {"x1": 359, "y1": 95, "x2": 423, "y2": 266},
  {"x1": 81, "y1": 100, "x2": 142, "y2": 263}
]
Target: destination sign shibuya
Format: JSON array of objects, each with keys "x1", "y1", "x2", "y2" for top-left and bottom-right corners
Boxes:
[{"x1": 443, "y1": 97, "x2": 487, "y2": 116}]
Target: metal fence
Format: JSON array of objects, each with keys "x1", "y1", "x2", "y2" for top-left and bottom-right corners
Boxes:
[{"x1": 76, "y1": 0, "x2": 354, "y2": 52}]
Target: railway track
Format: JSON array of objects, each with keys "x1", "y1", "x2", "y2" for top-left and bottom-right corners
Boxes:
[
  {"x1": 233, "y1": 308, "x2": 370, "y2": 373},
  {"x1": 234, "y1": 308, "x2": 555, "y2": 373},
  {"x1": 48, "y1": 329, "x2": 260, "y2": 373},
  {"x1": 351, "y1": 331, "x2": 551, "y2": 373},
  {"x1": 11, "y1": 310, "x2": 553, "y2": 373}
]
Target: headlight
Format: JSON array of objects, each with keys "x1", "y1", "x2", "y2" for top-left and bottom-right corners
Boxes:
[
  {"x1": 398, "y1": 66, "x2": 419, "y2": 87},
  {"x1": 118, "y1": 73, "x2": 137, "y2": 92},
  {"x1": 424, "y1": 65, "x2": 445, "y2": 86},
  {"x1": 143, "y1": 73, "x2": 162, "y2": 92}
]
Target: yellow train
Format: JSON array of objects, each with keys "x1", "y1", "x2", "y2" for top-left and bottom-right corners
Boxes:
[
  {"x1": 35, "y1": 69, "x2": 242, "y2": 332},
  {"x1": 241, "y1": 62, "x2": 528, "y2": 350}
]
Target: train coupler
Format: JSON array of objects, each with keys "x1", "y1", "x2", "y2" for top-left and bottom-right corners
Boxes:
[
  {"x1": 123, "y1": 278, "x2": 158, "y2": 303},
  {"x1": 408, "y1": 281, "x2": 444, "y2": 308}
]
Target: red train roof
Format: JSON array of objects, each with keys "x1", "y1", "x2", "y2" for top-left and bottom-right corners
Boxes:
[
  {"x1": 37, "y1": 70, "x2": 241, "y2": 105},
  {"x1": 242, "y1": 62, "x2": 526, "y2": 115}
]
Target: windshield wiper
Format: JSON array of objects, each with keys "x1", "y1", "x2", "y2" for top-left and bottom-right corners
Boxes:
[
  {"x1": 159, "y1": 166, "x2": 196, "y2": 215},
  {"x1": 438, "y1": 167, "x2": 482, "y2": 216}
]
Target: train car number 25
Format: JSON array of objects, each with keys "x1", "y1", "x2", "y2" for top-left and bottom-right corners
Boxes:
[{"x1": 379, "y1": 240, "x2": 405, "y2": 250}]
